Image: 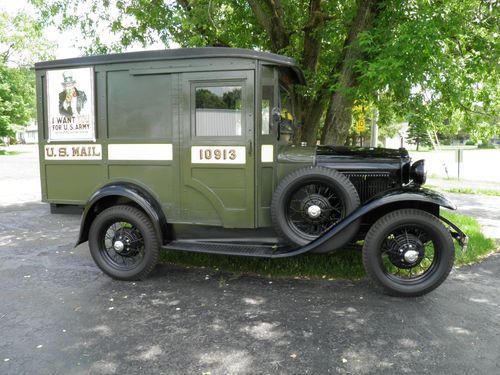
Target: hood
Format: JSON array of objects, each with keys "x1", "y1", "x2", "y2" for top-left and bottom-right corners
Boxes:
[
  {"x1": 316, "y1": 145, "x2": 409, "y2": 159},
  {"x1": 315, "y1": 145, "x2": 410, "y2": 172}
]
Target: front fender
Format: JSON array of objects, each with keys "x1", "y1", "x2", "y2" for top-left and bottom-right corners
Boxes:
[
  {"x1": 280, "y1": 187, "x2": 456, "y2": 256},
  {"x1": 363, "y1": 187, "x2": 456, "y2": 211},
  {"x1": 76, "y1": 183, "x2": 167, "y2": 246}
]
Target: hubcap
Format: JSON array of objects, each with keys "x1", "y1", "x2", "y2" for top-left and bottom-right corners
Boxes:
[
  {"x1": 387, "y1": 233, "x2": 425, "y2": 269},
  {"x1": 404, "y1": 249, "x2": 420, "y2": 263},
  {"x1": 381, "y1": 225, "x2": 438, "y2": 282},
  {"x1": 307, "y1": 205, "x2": 322, "y2": 218},
  {"x1": 286, "y1": 183, "x2": 344, "y2": 239},
  {"x1": 113, "y1": 240, "x2": 125, "y2": 252}
]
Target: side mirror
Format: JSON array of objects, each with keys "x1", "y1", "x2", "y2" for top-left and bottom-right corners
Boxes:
[
  {"x1": 272, "y1": 107, "x2": 295, "y2": 128},
  {"x1": 271, "y1": 107, "x2": 282, "y2": 128},
  {"x1": 281, "y1": 110, "x2": 294, "y2": 128}
]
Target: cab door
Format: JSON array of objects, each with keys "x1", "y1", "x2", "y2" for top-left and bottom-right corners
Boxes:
[{"x1": 180, "y1": 71, "x2": 255, "y2": 227}]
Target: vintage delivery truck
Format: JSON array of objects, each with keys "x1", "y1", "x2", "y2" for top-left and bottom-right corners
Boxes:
[{"x1": 35, "y1": 48, "x2": 467, "y2": 296}]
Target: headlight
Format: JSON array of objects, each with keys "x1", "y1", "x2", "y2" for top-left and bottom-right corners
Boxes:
[{"x1": 410, "y1": 159, "x2": 426, "y2": 186}]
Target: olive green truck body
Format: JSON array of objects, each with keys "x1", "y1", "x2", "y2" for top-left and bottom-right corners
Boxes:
[{"x1": 35, "y1": 48, "x2": 467, "y2": 296}]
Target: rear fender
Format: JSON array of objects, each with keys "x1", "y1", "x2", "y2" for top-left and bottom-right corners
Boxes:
[{"x1": 76, "y1": 183, "x2": 168, "y2": 246}]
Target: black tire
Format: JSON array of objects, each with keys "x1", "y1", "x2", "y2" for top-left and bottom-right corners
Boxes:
[
  {"x1": 271, "y1": 166, "x2": 360, "y2": 252},
  {"x1": 362, "y1": 209, "x2": 454, "y2": 297},
  {"x1": 89, "y1": 205, "x2": 160, "y2": 280}
]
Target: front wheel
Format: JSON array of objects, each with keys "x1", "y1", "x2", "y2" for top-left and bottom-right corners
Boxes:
[
  {"x1": 362, "y1": 209, "x2": 455, "y2": 297},
  {"x1": 89, "y1": 205, "x2": 160, "y2": 280}
]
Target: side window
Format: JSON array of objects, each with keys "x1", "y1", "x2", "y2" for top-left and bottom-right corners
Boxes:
[
  {"x1": 260, "y1": 66, "x2": 275, "y2": 135},
  {"x1": 107, "y1": 71, "x2": 172, "y2": 139},
  {"x1": 195, "y1": 86, "x2": 242, "y2": 136}
]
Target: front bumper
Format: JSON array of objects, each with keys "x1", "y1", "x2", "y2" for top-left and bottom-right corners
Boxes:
[{"x1": 440, "y1": 215, "x2": 469, "y2": 252}]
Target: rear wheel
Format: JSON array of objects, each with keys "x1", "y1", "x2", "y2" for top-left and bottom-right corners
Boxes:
[
  {"x1": 89, "y1": 205, "x2": 159, "y2": 280},
  {"x1": 362, "y1": 209, "x2": 454, "y2": 297}
]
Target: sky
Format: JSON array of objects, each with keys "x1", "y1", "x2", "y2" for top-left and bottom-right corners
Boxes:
[
  {"x1": 2, "y1": 0, "x2": 80, "y2": 59},
  {"x1": 1, "y1": 0, "x2": 167, "y2": 60}
]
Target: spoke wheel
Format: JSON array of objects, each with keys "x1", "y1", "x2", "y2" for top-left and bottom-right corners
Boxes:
[
  {"x1": 363, "y1": 209, "x2": 454, "y2": 297},
  {"x1": 286, "y1": 181, "x2": 345, "y2": 241},
  {"x1": 101, "y1": 221, "x2": 145, "y2": 270},
  {"x1": 89, "y1": 205, "x2": 159, "y2": 280},
  {"x1": 381, "y1": 227, "x2": 437, "y2": 281},
  {"x1": 271, "y1": 166, "x2": 360, "y2": 251}
]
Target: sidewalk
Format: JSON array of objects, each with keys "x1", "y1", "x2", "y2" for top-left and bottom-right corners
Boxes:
[{"x1": 427, "y1": 177, "x2": 500, "y2": 242}]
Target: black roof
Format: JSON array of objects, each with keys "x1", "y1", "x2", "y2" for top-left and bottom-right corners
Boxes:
[{"x1": 35, "y1": 47, "x2": 305, "y2": 84}]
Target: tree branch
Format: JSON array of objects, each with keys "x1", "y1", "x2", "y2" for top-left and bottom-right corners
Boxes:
[
  {"x1": 459, "y1": 102, "x2": 491, "y2": 117},
  {"x1": 302, "y1": 0, "x2": 334, "y2": 71},
  {"x1": 1, "y1": 44, "x2": 15, "y2": 64},
  {"x1": 247, "y1": 0, "x2": 290, "y2": 52},
  {"x1": 175, "y1": 0, "x2": 229, "y2": 46}
]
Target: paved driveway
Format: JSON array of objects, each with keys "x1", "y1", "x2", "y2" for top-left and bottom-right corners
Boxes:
[{"x1": 1, "y1": 146, "x2": 500, "y2": 374}]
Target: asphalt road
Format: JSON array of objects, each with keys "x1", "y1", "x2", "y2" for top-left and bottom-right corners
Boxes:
[{"x1": 1, "y1": 146, "x2": 500, "y2": 374}]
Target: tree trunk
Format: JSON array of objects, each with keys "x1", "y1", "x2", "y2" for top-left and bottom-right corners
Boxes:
[
  {"x1": 296, "y1": 95, "x2": 324, "y2": 145},
  {"x1": 247, "y1": 0, "x2": 290, "y2": 52},
  {"x1": 321, "y1": 0, "x2": 381, "y2": 145},
  {"x1": 247, "y1": 0, "x2": 333, "y2": 145},
  {"x1": 295, "y1": 0, "x2": 332, "y2": 145}
]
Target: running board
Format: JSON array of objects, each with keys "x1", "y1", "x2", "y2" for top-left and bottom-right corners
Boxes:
[
  {"x1": 162, "y1": 240, "x2": 293, "y2": 258},
  {"x1": 162, "y1": 212, "x2": 363, "y2": 258}
]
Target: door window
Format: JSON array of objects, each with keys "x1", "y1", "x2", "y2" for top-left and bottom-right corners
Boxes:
[{"x1": 195, "y1": 86, "x2": 242, "y2": 136}]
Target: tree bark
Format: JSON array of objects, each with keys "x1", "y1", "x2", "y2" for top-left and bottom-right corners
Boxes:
[
  {"x1": 295, "y1": 96, "x2": 324, "y2": 145},
  {"x1": 247, "y1": 0, "x2": 290, "y2": 52},
  {"x1": 321, "y1": 0, "x2": 381, "y2": 145}
]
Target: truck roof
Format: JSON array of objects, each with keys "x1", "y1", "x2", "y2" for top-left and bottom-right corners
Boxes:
[{"x1": 35, "y1": 47, "x2": 306, "y2": 84}]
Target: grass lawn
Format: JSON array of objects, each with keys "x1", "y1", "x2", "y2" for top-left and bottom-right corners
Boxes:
[
  {"x1": 444, "y1": 187, "x2": 500, "y2": 197},
  {"x1": 0, "y1": 149, "x2": 25, "y2": 156},
  {"x1": 426, "y1": 182, "x2": 500, "y2": 197},
  {"x1": 160, "y1": 211, "x2": 496, "y2": 279}
]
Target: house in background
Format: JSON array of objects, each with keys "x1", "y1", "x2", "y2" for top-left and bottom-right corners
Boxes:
[
  {"x1": 381, "y1": 122, "x2": 416, "y2": 150},
  {"x1": 15, "y1": 121, "x2": 38, "y2": 144}
]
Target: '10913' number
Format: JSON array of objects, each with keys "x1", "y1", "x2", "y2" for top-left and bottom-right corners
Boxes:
[{"x1": 199, "y1": 148, "x2": 237, "y2": 161}]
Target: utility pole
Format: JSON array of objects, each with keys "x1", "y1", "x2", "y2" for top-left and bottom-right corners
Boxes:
[
  {"x1": 370, "y1": 111, "x2": 378, "y2": 147},
  {"x1": 370, "y1": 94, "x2": 379, "y2": 148}
]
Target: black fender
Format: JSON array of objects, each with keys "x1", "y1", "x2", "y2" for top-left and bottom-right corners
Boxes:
[
  {"x1": 273, "y1": 187, "x2": 456, "y2": 257},
  {"x1": 361, "y1": 187, "x2": 456, "y2": 211},
  {"x1": 76, "y1": 183, "x2": 168, "y2": 246}
]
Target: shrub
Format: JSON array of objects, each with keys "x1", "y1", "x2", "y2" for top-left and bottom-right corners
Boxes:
[{"x1": 478, "y1": 142, "x2": 496, "y2": 149}]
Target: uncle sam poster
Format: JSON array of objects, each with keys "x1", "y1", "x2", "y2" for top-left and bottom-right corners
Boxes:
[{"x1": 46, "y1": 67, "x2": 95, "y2": 142}]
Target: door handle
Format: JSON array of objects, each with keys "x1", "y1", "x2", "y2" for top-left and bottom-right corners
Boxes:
[{"x1": 248, "y1": 140, "x2": 253, "y2": 156}]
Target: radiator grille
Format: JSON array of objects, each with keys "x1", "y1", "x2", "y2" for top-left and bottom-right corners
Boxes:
[{"x1": 343, "y1": 172, "x2": 393, "y2": 203}]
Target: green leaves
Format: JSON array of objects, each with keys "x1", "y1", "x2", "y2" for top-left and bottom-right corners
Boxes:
[
  {"x1": 0, "y1": 11, "x2": 54, "y2": 67},
  {"x1": 29, "y1": 0, "x2": 499, "y2": 144},
  {"x1": 0, "y1": 11, "x2": 54, "y2": 136},
  {"x1": 357, "y1": 0, "x2": 498, "y2": 135},
  {"x1": 0, "y1": 66, "x2": 35, "y2": 137}
]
